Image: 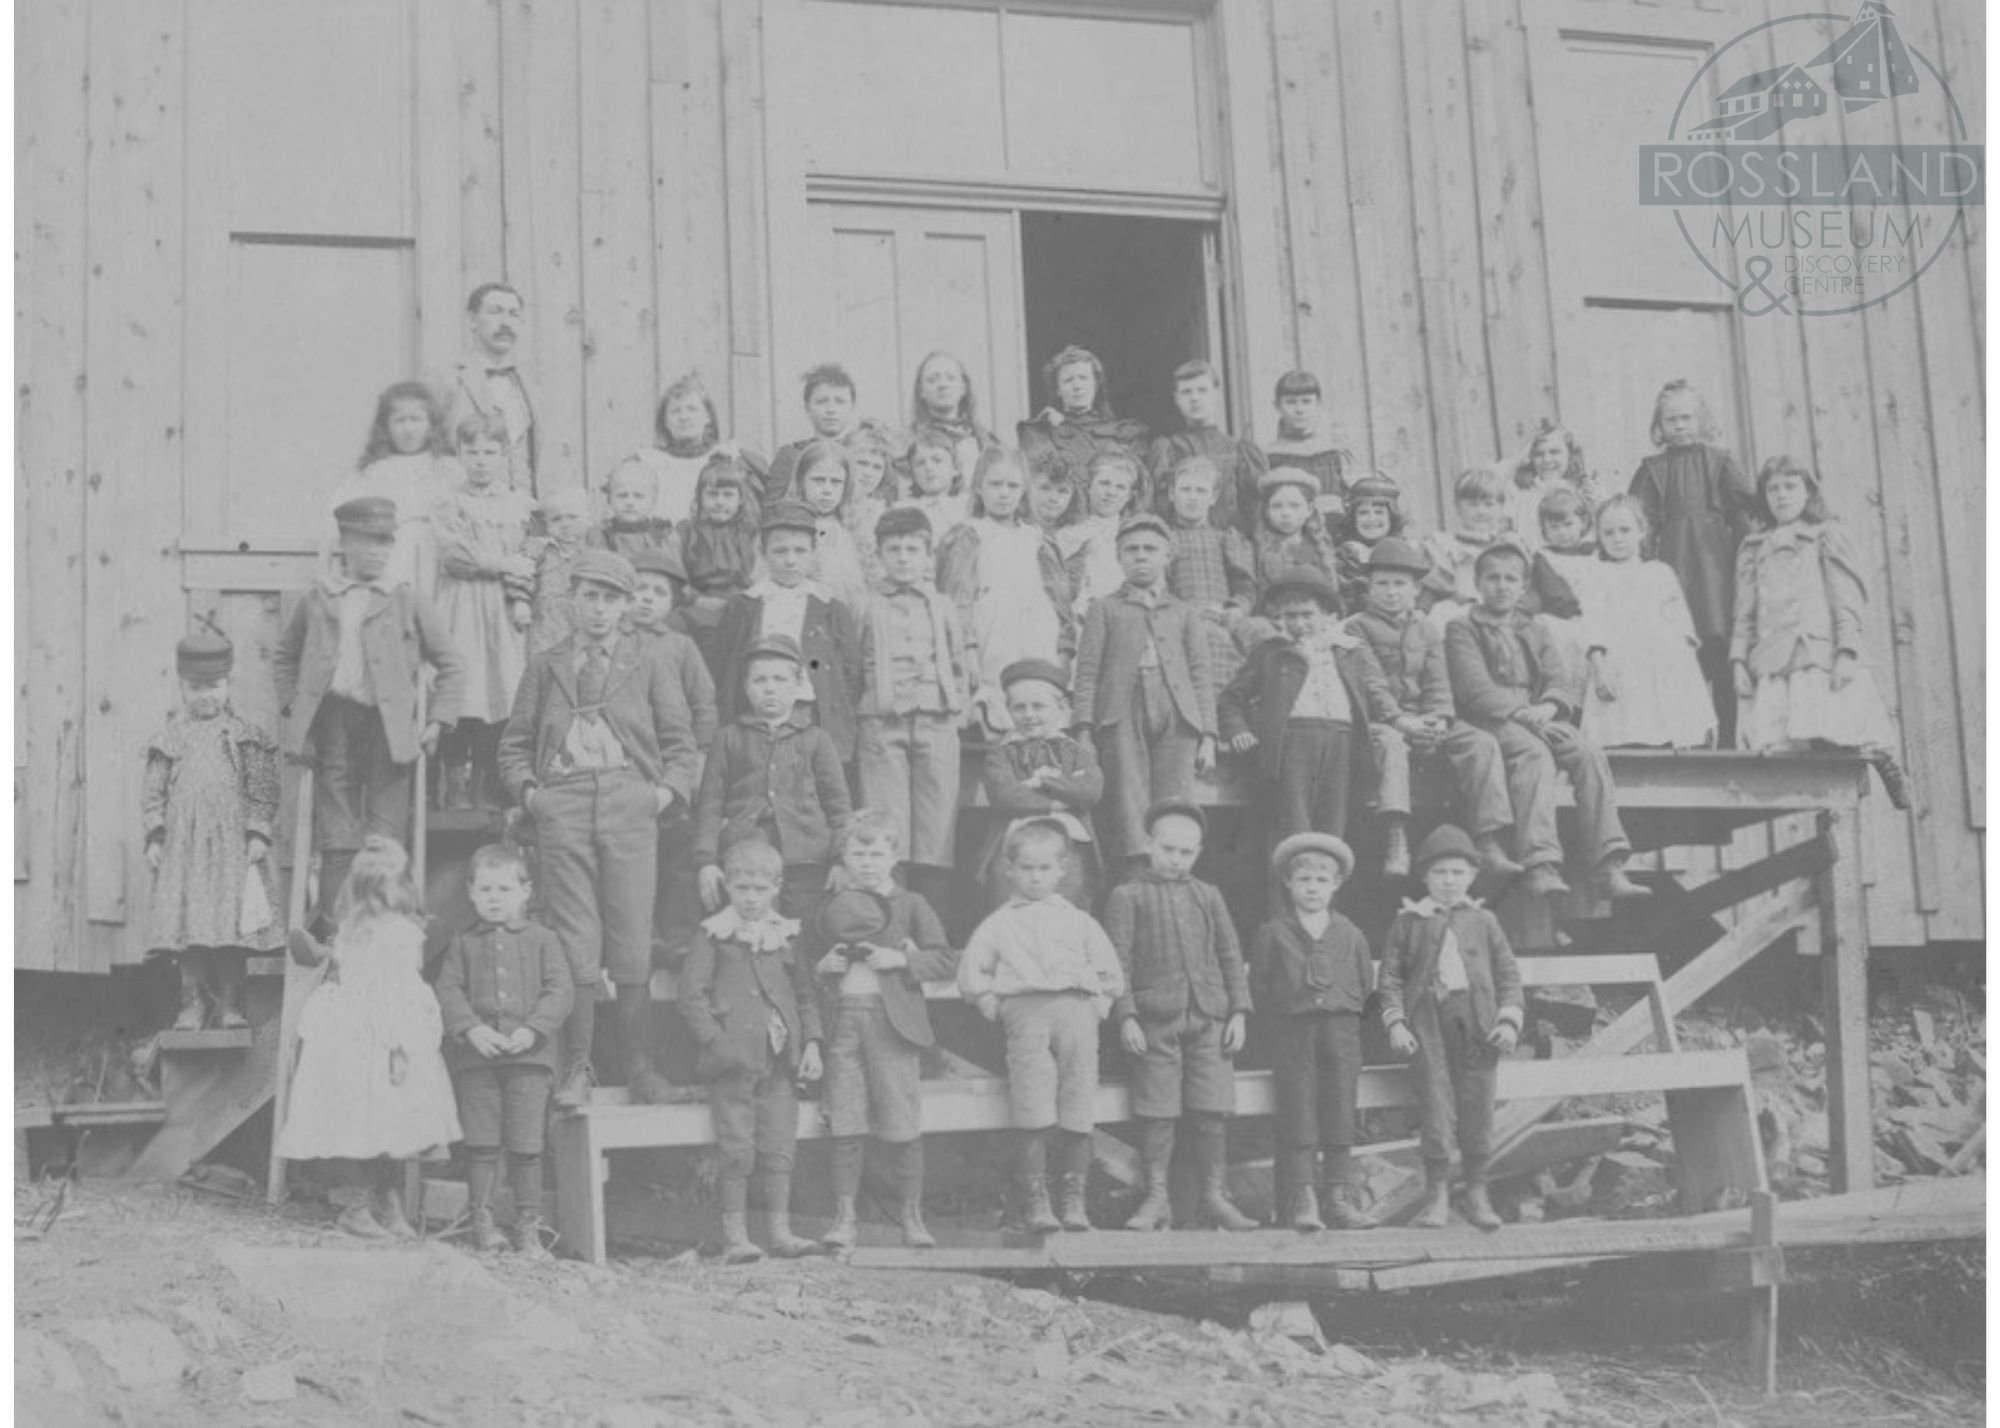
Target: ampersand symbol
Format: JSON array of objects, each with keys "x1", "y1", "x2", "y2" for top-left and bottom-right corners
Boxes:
[{"x1": 1736, "y1": 255, "x2": 1792, "y2": 317}]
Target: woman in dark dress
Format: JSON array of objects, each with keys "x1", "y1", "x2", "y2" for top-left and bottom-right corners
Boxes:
[{"x1": 1015, "y1": 345, "x2": 1152, "y2": 509}]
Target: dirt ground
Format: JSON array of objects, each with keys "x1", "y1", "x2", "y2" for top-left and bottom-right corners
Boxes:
[{"x1": 13, "y1": 1178, "x2": 1982, "y2": 1428}]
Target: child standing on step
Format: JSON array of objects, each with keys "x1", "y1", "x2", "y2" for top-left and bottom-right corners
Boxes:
[
  {"x1": 143, "y1": 623, "x2": 284, "y2": 1031},
  {"x1": 959, "y1": 820, "x2": 1124, "y2": 1235},
  {"x1": 1105, "y1": 801, "x2": 1257, "y2": 1232},
  {"x1": 678, "y1": 838, "x2": 825, "y2": 1263},
  {"x1": 280, "y1": 836, "x2": 461, "y2": 1240},
  {"x1": 1376, "y1": 824, "x2": 1523, "y2": 1231},
  {"x1": 433, "y1": 843, "x2": 571, "y2": 1260},
  {"x1": 1250, "y1": 833, "x2": 1374, "y2": 1232},
  {"x1": 805, "y1": 811, "x2": 958, "y2": 1250},
  {"x1": 1729, "y1": 456, "x2": 1911, "y2": 807}
]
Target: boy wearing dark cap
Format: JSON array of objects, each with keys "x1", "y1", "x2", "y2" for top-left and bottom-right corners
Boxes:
[
  {"x1": 276, "y1": 496, "x2": 467, "y2": 931},
  {"x1": 975, "y1": 658, "x2": 1105, "y2": 909},
  {"x1": 1071, "y1": 512, "x2": 1217, "y2": 874},
  {"x1": 1218, "y1": 566, "x2": 1387, "y2": 864},
  {"x1": 1250, "y1": 832, "x2": 1374, "y2": 1231},
  {"x1": 1105, "y1": 801, "x2": 1255, "y2": 1231},
  {"x1": 715, "y1": 499, "x2": 864, "y2": 766},
  {"x1": 1444, "y1": 542, "x2": 1647, "y2": 900},
  {"x1": 499, "y1": 548, "x2": 701, "y2": 1107},
  {"x1": 694, "y1": 632, "x2": 853, "y2": 920},
  {"x1": 856, "y1": 505, "x2": 969, "y2": 909},
  {"x1": 1377, "y1": 824, "x2": 1523, "y2": 1229},
  {"x1": 1346, "y1": 538, "x2": 1520, "y2": 881}
]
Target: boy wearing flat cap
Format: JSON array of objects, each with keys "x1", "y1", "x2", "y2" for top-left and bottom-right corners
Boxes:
[
  {"x1": 694, "y1": 632, "x2": 853, "y2": 921},
  {"x1": 1105, "y1": 800, "x2": 1256, "y2": 1231},
  {"x1": 1376, "y1": 824, "x2": 1522, "y2": 1230},
  {"x1": 1250, "y1": 832, "x2": 1375, "y2": 1231},
  {"x1": 276, "y1": 496, "x2": 466, "y2": 931},
  {"x1": 1346, "y1": 537, "x2": 1520, "y2": 881},
  {"x1": 499, "y1": 548, "x2": 701, "y2": 1107},
  {"x1": 1071, "y1": 512, "x2": 1218, "y2": 875},
  {"x1": 1218, "y1": 565, "x2": 1388, "y2": 869},
  {"x1": 975, "y1": 659, "x2": 1105, "y2": 910}
]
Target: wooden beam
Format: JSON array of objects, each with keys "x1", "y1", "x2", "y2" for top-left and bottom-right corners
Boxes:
[{"x1": 1817, "y1": 808, "x2": 1873, "y2": 1193}]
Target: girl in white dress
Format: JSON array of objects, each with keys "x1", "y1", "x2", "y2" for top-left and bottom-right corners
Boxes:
[
  {"x1": 1583, "y1": 495, "x2": 1715, "y2": 748},
  {"x1": 1730, "y1": 457, "x2": 1910, "y2": 806},
  {"x1": 937, "y1": 447, "x2": 1070, "y2": 737},
  {"x1": 280, "y1": 836, "x2": 461, "y2": 1240},
  {"x1": 326, "y1": 381, "x2": 458, "y2": 597}
]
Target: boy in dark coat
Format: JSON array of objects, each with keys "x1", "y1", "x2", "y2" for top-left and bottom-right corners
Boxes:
[
  {"x1": 275, "y1": 496, "x2": 466, "y2": 931},
  {"x1": 1071, "y1": 512, "x2": 1217, "y2": 871},
  {"x1": 1443, "y1": 543, "x2": 1647, "y2": 900},
  {"x1": 1218, "y1": 566, "x2": 1387, "y2": 863},
  {"x1": 694, "y1": 633, "x2": 853, "y2": 920},
  {"x1": 976, "y1": 659, "x2": 1105, "y2": 909},
  {"x1": 1345, "y1": 538, "x2": 1519, "y2": 880},
  {"x1": 1376, "y1": 825, "x2": 1521, "y2": 1230},
  {"x1": 434, "y1": 843, "x2": 574, "y2": 1259},
  {"x1": 1249, "y1": 832, "x2": 1374, "y2": 1231},
  {"x1": 803, "y1": 811, "x2": 958, "y2": 1250},
  {"x1": 714, "y1": 499, "x2": 864, "y2": 765},
  {"x1": 497, "y1": 549, "x2": 701, "y2": 1108},
  {"x1": 1105, "y1": 801, "x2": 1256, "y2": 1231},
  {"x1": 678, "y1": 838, "x2": 824, "y2": 1263}
]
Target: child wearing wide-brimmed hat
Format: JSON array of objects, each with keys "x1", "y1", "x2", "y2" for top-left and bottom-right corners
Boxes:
[{"x1": 1249, "y1": 831, "x2": 1375, "y2": 1232}]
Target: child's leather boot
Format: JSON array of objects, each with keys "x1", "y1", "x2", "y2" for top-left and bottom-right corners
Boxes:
[
  {"x1": 1013, "y1": 1131, "x2": 1059, "y2": 1235},
  {"x1": 213, "y1": 956, "x2": 249, "y2": 1031},
  {"x1": 1054, "y1": 1134, "x2": 1094, "y2": 1231},
  {"x1": 1123, "y1": 1119, "x2": 1176, "y2": 1231},
  {"x1": 759, "y1": 1172, "x2": 817, "y2": 1257},
  {"x1": 1382, "y1": 820, "x2": 1412, "y2": 879},
  {"x1": 1195, "y1": 1117, "x2": 1258, "y2": 1231},
  {"x1": 720, "y1": 1211, "x2": 765, "y2": 1265},
  {"x1": 1284, "y1": 1150, "x2": 1323, "y2": 1231},
  {"x1": 821, "y1": 1197, "x2": 859, "y2": 1250},
  {"x1": 1413, "y1": 1162, "x2": 1452, "y2": 1229},
  {"x1": 513, "y1": 1210, "x2": 554, "y2": 1262},
  {"x1": 1474, "y1": 834, "x2": 1525, "y2": 878},
  {"x1": 1323, "y1": 1182, "x2": 1376, "y2": 1231},
  {"x1": 467, "y1": 1155, "x2": 507, "y2": 1252},
  {"x1": 897, "y1": 1141, "x2": 937, "y2": 1248},
  {"x1": 173, "y1": 956, "x2": 208, "y2": 1032}
]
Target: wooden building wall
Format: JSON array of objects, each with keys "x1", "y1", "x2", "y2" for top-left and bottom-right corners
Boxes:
[{"x1": 14, "y1": 0, "x2": 1983, "y2": 971}]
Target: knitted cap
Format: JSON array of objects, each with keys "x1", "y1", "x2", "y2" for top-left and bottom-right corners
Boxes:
[
  {"x1": 1414, "y1": 824, "x2": 1480, "y2": 874},
  {"x1": 761, "y1": 499, "x2": 820, "y2": 538},
  {"x1": 1364, "y1": 537, "x2": 1430, "y2": 576},
  {"x1": 175, "y1": 624, "x2": 234, "y2": 681},
  {"x1": 998, "y1": 658, "x2": 1068, "y2": 697},
  {"x1": 1272, "y1": 831, "x2": 1354, "y2": 880},
  {"x1": 875, "y1": 506, "x2": 934, "y2": 543}
]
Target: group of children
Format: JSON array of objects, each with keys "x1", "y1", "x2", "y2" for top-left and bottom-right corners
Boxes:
[{"x1": 136, "y1": 342, "x2": 1910, "y2": 1255}]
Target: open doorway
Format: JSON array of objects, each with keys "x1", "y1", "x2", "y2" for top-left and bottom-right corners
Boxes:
[{"x1": 1019, "y1": 213, "x2": 1216, "y2": 439}]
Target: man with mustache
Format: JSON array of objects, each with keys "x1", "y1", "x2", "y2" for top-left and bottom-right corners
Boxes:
[{"x1": 431, "y1": 283, "x2": 545, "y2": 498}]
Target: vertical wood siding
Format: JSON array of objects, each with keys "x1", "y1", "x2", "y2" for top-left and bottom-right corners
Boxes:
[{"x1": 12, "y1": 0, "x2": 1982, "y2": 968}]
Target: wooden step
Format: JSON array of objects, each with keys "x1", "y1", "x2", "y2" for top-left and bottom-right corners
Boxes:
[
  {"x1": 157, "y1": 1028, "x2": 255, "y2": 1052},
  {"x1": 247, "y1": 955, "x2": 287, "y2": 978},
  {"x1": 17, "y1": 1100, "x2": 169, "y2": 1131}
]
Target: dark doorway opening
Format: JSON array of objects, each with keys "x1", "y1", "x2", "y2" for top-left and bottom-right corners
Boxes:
[{"x1": 1019, "y1": 213, "x2": 1214, "y2": 440}]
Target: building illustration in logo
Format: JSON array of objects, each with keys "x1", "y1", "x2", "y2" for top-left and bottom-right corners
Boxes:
[
  {"x1": 1805, "y1": 0, "x2": 1919, "y2": 111},
  {"x1": 1689, "y1": 2, "x2": 1918, "y2": 140},
  {"x1": 1691, "y1": 65, "x2": 1827, "y2": 140}
]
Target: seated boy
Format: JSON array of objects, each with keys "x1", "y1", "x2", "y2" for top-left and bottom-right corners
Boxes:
[
  {"x1": 1163, "y1": 455, "x2": 1258, "y2": 685},
  {"x1": 1218, "y1": 566, "x2": 1384, "y2": 863},
  {"x1": 1344, "y1": 538, "x2": 1520, "y2": 881},
  {"x1": 1261, "y1": 370, "x2": 1358, "y2": 519},
  {"x1": 958, "y1": 821, "x2": 1125, "y2": 1234},
  {"x1": 1147, "y1": 359, "x2": 1269, "y2": 537},
  {"x1": 695, "y1": 634, "x2": 853, "y2": 920},
  {"x1": 856, "y1": 506, "x2": 968, "y2": 912},
  {"x1": 1071, "y1": 512, "x2": 1217, "y2": 875},
  {"x1": 1421, "y1": 467, "x2": 1510, "y2": 634},
  {"x1": 1105, "y1": 802, "x2": 1256, "y2": 1231},
  {"x1": 677, "y1": 838, "x2": 824, "y2": 1263},
  {"x1": 1249, "y1": 833, "x2": 1373, "y2": 1231},
  {"x1": 976, "y1": 659, "x2": 1105, "y2": 909},
  {"x1": 1443, "y1": 543, "x2": 1648, "y2": 900},
  {"x1": 1377, "y1": 825, "x2": 1523, "y2": 1230},
  {"x1": 714, "y1": 499, "x2": 863, "y2": 768},
  {"x1": 803, "y1": 811, "x2": 959, "y2": 1250}
]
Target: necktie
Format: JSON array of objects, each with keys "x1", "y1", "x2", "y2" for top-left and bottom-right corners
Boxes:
[{"x1": 579, "y1": 645, "x2": 609, "y2": 711}]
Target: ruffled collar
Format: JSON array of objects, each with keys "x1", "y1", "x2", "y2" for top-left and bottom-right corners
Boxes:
[
  {"x1": 1402, "y1": 896, "x2": 1482, "y2": 917},
  {"x1": 701, "y1": 905, "x2": 800, "y2": 952}
]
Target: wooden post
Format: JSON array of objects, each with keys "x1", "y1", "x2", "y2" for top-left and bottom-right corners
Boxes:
[
  {"x1": 1747, "y1": 1190, "x2": 1780, "y2": 1395},
  {"x1": 1816, "y1": 808, "x2": 1874, "y2": 1194},
  {"x1": 266, "y1": 763, "x2": 318, "y2": 1204}
]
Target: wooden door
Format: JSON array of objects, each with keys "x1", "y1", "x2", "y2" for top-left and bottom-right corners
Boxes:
[{"x1": 798, "y1": 204, "x2": 1027, "y2": 440}]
